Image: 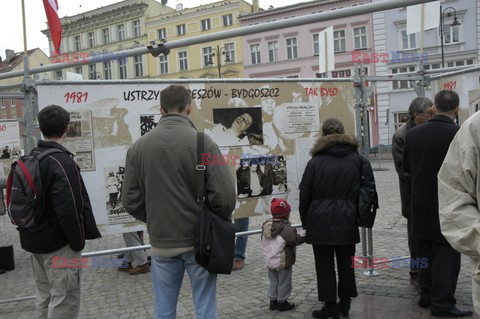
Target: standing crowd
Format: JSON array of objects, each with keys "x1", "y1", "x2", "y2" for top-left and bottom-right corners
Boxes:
[{"x1": 3, "y1": 85, "x2": 480, "y2": 319}]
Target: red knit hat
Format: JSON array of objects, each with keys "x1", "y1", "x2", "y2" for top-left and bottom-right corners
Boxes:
[{"x1": 270, "y1": 198, "x2": 291, "y2": 219}]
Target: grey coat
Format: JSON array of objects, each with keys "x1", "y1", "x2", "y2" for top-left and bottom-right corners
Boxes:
[
  {"x1": 392, "y1": 119, "x2": 415, "y2": 219},
  {"x1": 122, "y1": 114, "x2": 236, "y2": 249}
]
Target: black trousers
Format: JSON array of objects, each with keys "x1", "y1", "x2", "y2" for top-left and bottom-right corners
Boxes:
[
  {"x1": 312, "y1": 245, "x2": 358, "y2": 302},
  {"x1": 417, "y1": 237, "x2": 461, "y2": 311},
  {"x1": 407, "y1": 218, "x2": 419, "y2": 278}
]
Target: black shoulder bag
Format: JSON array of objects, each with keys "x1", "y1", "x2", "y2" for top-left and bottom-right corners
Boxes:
[
  {"x1": 357, "y1": 153, "x2": 379, "y2": 228},
  {"x1": 194, "y1": 132, "x2": 235, "y2": 274}
]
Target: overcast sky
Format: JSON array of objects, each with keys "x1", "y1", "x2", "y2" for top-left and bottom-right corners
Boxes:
[{"x1": 0, "y1": 0, "x2": 294, "y2": 60}]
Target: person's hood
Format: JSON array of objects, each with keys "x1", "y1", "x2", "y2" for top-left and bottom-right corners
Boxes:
[
  {"x1": 262, "y1": 218, "x2": 289, "y2": 239},
  {"x1": 310, "y1": 134, "x2": 359, "y2": 157}
]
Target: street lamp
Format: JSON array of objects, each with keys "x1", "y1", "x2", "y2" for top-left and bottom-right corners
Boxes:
[
  {"x1": 207, "y1": 45, "x2": 231, "y2": 78},
  {"x1": 439, "y1": 6, "x2": 461, "y2": 68}
]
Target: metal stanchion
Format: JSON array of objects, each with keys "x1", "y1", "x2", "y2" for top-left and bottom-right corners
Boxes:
[{"x1": 363, "y1": 228, "x2": 379, "y2": 277}]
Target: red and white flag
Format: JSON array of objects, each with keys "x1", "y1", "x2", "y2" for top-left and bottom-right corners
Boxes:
[{"x1": 43, "y1": 0, "x2": 62, "y2": 54}]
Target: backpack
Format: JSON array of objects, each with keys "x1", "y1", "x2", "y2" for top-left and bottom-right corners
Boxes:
[{"x1": 6, "y1": 148, "x2": 64, "y2": 229}]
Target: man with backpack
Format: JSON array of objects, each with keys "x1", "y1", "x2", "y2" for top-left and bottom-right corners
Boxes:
[{"x1": 8, "y1": 105, "x2": 101, "y2": 318}]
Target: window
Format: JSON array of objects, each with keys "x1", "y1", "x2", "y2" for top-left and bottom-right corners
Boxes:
[
  {"x1": 55, "y1": 70, "x2": 62, "y2": 80},
  {"x1": 268, "y1": 41, "x2": 278, "y2": 62},
  {"x1": 0, "y1": 99, "x2": 5, "y2": 109},
  {"x1": 354, "y1": 26, "x2": 367, "y2": 50},
  {"x1": 157, "y1": 28, "x2": 166, "y2": 40},
  {"x1": 88, "y1": 32, "x2": 96, "y2": 48},
  {"x1": 443, "y1": 25, "x2": 460, "y2": 44},
  {"x1": 133, "y1": 20, "x2": 141, "y2": 37},
  {"x1": 74, "y1": 36, "x2": 81, "y2": 51},
  {"x1": 103, "y1": 28, "x2": 110, "y2": 44},
  {"x1": 202, "y1": 47, "x2": 212, "y2": 67},
  {"x1": 394, "y1": 112, "x2": 409, "y2": 130},
  {"x1": 223, "y1": 14, "x2": 233, "y2": 26},
  {"x1": 75, "y1": 66, "x2": 82, "y2": 75},
  {"x1": 103, "y1": 62, "x2": 112, "y2": 79},
  {"x1": 177, "y1": 24, "x2": 185, "y2": 36},
  {"x1": 89, "y1": 64, "x2": 97, "y2": 79},
  {"x1": 119, "y1": 59, "x2": 127, "y2": 79},
  {"x1": 286, "y1": 38, "x2": 298, "y2": 59},
  {"x1": 178, "y1": 51, "x2": 188, "y2": 71},
  {"x1": 250, "y1": 44, "x2": 261, "y2": 65},
  {"x1": 224, "y1": 42, "x2": 235, "y2": 63},
  {"x1": 401, "y1": 31, "x2": 416, "y2": 49},
  {"x1": 334, "y1": 30, "x2": 346, "y2": 52},
  {"x1": 117, "y1": 24, "x2": 125, "y2": 41},
  {"x1": 201, "y1": 19, "x2": 211, "y2": 31},
  {"x1": 134, "y1": 55, "x2": 143, "y2": 77},
  {"x1": 313, "y1": 34, "x2": 319, "y2": 56},
  {"x1": 159, "y1": 55, "x2": 168, "y2": 74},
  {"x1": 331, "y1": 70, "x2": 351, "y2": 78},
  {"x1": 391, "y1": 66, "x2": 416, "y2": 89}
]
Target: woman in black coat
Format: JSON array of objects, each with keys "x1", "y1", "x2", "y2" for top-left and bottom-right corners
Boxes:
[{"x1": 299, "y1": 118, "x2": 376, "y2": 319}]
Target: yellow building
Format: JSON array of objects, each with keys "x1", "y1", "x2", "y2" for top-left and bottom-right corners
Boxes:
[
  {"x1": 146, "y1": 0, "x2": 258, "y2": 79},
  {"x1": 42, "y1": 0, "x2": 175, "y2": 80}
]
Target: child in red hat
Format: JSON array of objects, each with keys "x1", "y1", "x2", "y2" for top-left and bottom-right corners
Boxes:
[{"x1": 261, "y1": 198, "x2": 305, "y2": 312}]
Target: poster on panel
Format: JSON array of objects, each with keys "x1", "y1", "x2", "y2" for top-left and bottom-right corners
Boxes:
[
  {"x1": 0, "y1": 120, "x2": 22, "y2": 176},
  {"x1": 37, "y1": 81, "x2": 355, "y2": 234}
]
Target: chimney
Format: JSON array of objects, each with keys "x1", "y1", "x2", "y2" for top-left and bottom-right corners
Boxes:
[
  {"x1": 252, "y1": 0, "x2": 259, "y2": 13},
  {"x1": 5, "y1": 49, "x2": 15, "y2": 61}
]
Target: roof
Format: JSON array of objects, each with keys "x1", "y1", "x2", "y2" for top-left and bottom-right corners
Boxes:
[{"x1": 0, "y1": 49, "x2": 38, "y2": 73}]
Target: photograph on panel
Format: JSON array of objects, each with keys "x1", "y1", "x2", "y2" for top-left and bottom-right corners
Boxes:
[
  {"x1": 236, "y1": 155, "x2": 287, "y2": 199},
  {"x1": 206, "y1": 107, "x2": 263, "y2": 147},
  {"x1": 103, "y1": 165, "x2": 135, "y2": 224}
]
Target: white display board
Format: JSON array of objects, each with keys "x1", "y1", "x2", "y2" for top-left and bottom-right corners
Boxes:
[
  {"x1": 37, "y1": 81, "x2": 355, "y2": 235},
  {"x1": 434, "y1": 71, "x2": 480, "y2": 123}
]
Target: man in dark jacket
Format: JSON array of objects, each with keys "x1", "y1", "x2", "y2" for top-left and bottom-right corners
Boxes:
[
  {"x1": 404, "y1": 90, "x2": 472, "y2": 317},
  {"x1": 392, "y1": 97, "x2": 433, "y2": 287},
  {"x1": 21, "y1": 105, "x2": 101, "y2": 319}
]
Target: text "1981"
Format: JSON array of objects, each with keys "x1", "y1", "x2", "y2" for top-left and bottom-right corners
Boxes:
[{"x1": 64, "y1": 92, "x2": 88, "y2": 103}]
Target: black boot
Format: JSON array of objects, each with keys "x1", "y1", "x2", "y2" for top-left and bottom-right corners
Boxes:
[
  {"x1": 312, "y1": 302, "x2": 340, "y2": 319},
  {"x1": 269, "y1": 300, "x2": 278, "y2": 311},
  {"x1": 338, "y1": 298, "x2": 351, "y2": 317},
  {"x1": 277, "y1": 300, "x2": 295, "y2": 312}
]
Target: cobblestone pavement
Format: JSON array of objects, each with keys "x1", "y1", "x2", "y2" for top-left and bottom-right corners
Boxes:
[{"x1": 0, "y1": 160, "x2": 478, "y2": 318}]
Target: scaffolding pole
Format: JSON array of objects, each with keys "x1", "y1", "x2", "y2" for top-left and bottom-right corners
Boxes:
[{"x1": 0, "y1": 0, "x2": 438, "y2": 81}]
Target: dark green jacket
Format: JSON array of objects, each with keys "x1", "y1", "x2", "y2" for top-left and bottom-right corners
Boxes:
[{"x1": 122, "y1": 114, "x2": 236, "y2": 249}]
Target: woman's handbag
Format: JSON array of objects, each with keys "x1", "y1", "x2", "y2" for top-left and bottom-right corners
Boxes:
[
  {"x1": 194, "y1": 132, "x2": 235, "y2": 274},
  {"x1": 357, "y1": 154, "x2": 379, "y2": 228}
]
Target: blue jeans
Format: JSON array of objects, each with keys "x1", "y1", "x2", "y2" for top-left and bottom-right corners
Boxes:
[
  {"x1": 234, "y1": 218, "x2": 249, "y2": 260},
  {"x1": 151, "y1": 251, "x2": 218, "y2": 319}
]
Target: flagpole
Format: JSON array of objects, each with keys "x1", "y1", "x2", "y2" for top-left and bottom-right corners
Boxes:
[
  {"x1": 21, "y1": 0, "x2": 36, "y2": 153},
  {"x1": 21, "y1": 0, "x2": 27, "y2": 54}
]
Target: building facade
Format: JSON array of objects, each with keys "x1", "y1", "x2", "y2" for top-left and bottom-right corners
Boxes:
[
  {"x1": 42, "y1": 0, "x2": 175, "y2": 80},
  {"x1": 239, "y1": 0, "x2": 372, "y2": 78},
  {"x1": 146, "y1": 0, "x2": 256, "y2": 79},
  {"x1": 373, "y1": 0, "x2": 479, "y2": 145}
]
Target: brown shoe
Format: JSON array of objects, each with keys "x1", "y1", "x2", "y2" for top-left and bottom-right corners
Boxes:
[
  {"x1": 232, "y1": 259, "x2": 244, "y2": 270},
  {"x1": 129, "y1": 263, "x2": 150, "y2": 275},
  {"x1": 118, "y1": 262, "x2": 132, "y2": 272}
]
